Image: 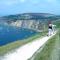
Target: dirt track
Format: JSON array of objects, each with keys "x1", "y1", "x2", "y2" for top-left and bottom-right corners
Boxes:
[{"x1": 1, "y1": 32, "x2": 57, "y2": 60}]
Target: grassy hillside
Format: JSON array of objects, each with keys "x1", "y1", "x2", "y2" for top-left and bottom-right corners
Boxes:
[
  {"x1": 0, "y1": 13, "x2": 59, "y2": 21},
  {"x1": 29, "y1": 32, "x2": 60, "y2": 60},
  {"x1": 29, "y1": 20, "x2": 60, "y2": 60},
  {"x1": 53, "y1": 20, "x2": 60, "y2": 28}
]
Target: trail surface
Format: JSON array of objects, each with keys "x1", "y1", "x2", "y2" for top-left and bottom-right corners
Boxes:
[{"x1": 1, "y1": 32, "x2": 56, "y2": 60}]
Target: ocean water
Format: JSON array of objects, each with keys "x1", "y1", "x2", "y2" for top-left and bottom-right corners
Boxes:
[{"x1": 0, "y1": 24, "x2": 37, "y2": 46}]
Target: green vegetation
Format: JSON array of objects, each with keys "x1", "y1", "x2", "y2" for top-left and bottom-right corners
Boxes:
[
  {"x1": 1, "y1": 13, "x2": 60, "y2": 21},
  {"x1": 52, "y1": 20, "x2": 60, "y2": 28},
  {"x1": 30, "y1": 32, "x2": 59, "y2": 60},
  {"x1": 0, "y1": 31, "x2": 47, "y2": 56},
  {"x1": 29, "y1": 20, "x2": 60, "y2": 60}
]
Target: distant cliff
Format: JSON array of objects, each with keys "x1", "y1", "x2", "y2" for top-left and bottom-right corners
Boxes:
[
  {"x1": 0, "y1": 13, "x2": 58, "y2": 21},
  {"x1": 10, "y1": 20, "x2": 45, "y2": 32},
  {"x1": 0, "y1": 13, "x2": 60, "y2": 32}
]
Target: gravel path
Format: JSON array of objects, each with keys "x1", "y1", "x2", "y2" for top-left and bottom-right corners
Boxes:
[{"x1": 1, "y1": 32, "x2": 56, "y2": 60}]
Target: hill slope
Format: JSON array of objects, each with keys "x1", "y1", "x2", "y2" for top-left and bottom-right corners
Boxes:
[{"x1": 0, "y1": 13, "x2": 59, "y2": 21}]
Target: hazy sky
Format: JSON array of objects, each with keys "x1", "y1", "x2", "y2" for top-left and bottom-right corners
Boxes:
[{"x1": 0, "y1": 0, "x2": 60, "y2": 16}]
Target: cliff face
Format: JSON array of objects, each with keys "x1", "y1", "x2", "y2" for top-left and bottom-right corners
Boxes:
[
  {"x1": 10, "y1": 20, "x2": 45, "y2": 32},
  {"x1": 0, "y1": 13, "x2": 54, "y2": 32}
]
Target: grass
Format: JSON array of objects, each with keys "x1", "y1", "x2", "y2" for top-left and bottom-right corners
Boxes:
[
  {"x1": 30, "y1": 32, "x2": 59, "y2": 60},
  {"x1": 29, "y1": 20, "x2": 60, "y2": 60},
  {"x1": 0, "y1": 31, "x2": 47, "y2": 56},
  {"x1": 53, "y1": 20, "x2": 60, "y2": 28}
]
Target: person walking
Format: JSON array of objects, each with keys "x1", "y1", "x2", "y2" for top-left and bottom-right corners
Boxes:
[{"x1": 48, "y1": 21, "x2": 53, "y2": 36}]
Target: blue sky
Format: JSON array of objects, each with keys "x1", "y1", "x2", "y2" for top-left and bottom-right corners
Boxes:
[{"x1": 0, "y1": 0, "x2": 60, "y2": 16}]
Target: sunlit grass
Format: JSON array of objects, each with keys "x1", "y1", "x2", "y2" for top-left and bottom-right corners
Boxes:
[
  {"x1": 31, "y1": 33, "x2": 58, "y2": 60},
  {"x1": 29, "y1": 20, "x2": 60, "y2": 60}
]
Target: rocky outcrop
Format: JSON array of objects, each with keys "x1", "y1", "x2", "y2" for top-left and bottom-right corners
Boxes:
[{"x1": 10, "y1": 20, "x2": 45, "y2": 32}]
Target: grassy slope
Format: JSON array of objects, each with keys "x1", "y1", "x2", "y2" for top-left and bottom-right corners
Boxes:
[
  {"x1": 30, "y1": 32, "x2": 59, "y2": 60},
  {"x1": 29, "y1": 20, "x2": 60, "y2": 60},
  {"x1": 0, "y1": 31, "x2": 47, "y2": 56}
]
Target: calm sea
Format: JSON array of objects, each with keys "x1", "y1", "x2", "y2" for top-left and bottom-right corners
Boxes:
[{"x1": 0, "y1": 24, "x2": 37, "y2": 46}]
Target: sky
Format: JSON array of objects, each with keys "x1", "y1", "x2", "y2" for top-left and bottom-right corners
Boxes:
[{"x1": 0, "y1": 0, "x2": 60, "y2": 16}]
